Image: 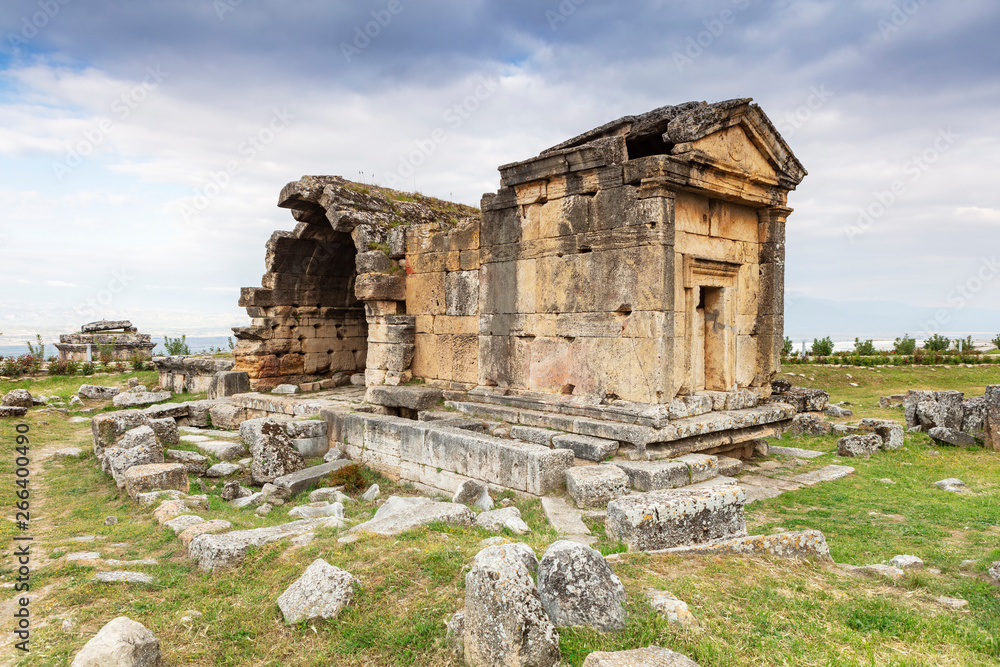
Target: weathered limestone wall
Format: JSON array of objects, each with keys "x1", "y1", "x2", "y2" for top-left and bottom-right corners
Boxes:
[
  {"x1": 467, "y1": 137, "x2": 676, "y2": 404},
  {"x1": 155, "y1": 356, "x2": 235, "y2": 393},
  {"x1": 405, "y1": 220, "x2": 482, "y2": 388},
  {"x1": 234, "y1": 223, "x2": 367, "y2": 390}
]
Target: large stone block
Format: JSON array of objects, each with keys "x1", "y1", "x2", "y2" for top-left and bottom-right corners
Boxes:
[
  {"x1": 445, "y1": 270, "x2": 479, "y2": 316},
  {"x1": 208, "y1": 371, "x2": 250, "y2": 399},
  {"x1": 983, "y1": 385, "x2": 1000, "y2": 451},
  {"x1": 277, "y1": 558, "x2": 359, "y2": 624},
  {"x1": 582, "y1": 646, "x2": 700, "y2": 666},
  {"x1": 70, "y1": 616, "x2": 161, "y2": 667},
  {"x1": 464, "y1": 543, "x2": 560, "y2": 667},
  {"x1": 612, "y1": 460, "x2": 688, "y2": 491},
  {"x1": 273, "y1": 460, "x2": 353, "y2": 496},
  {"x1": 606, "y1": 486, "x2": 747, "y2": 551},
  {"x1": 837, "y1": 434, "x2": 882, "y2": 457},
  {"x1": 551, "y1": 433, "x2": 619, "y2": 462},
  {"x1": 536, "y1": 540, "x2": 627, "y2": 631},
  {"x1": 124, "y1": 463, "x2": 189, "y2": 500},
  {"x1": 566, "y1": 465, "x2": 629, "y2": 508}
]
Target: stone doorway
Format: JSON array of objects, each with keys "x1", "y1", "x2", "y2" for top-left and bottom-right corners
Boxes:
[{"x1": 684, "y1": 256, "x2": 739, "y2": 395}]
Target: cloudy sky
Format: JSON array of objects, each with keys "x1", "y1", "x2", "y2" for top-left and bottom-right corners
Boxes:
[{"x1": 1, "y1": 0, "x2": 998, "y2": 348}]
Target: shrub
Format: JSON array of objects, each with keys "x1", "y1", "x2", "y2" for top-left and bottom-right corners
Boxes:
[
  {"x1": 894, "y1": 334, "x2": 916, "y2": 355},
  {"x1": 129, "y1": 352, "x2": 149, "y2": 371},
  {"x1": 79, "y1": 362, "x2": 96, "y2": 376},
  {"x1": 782, "y1": 337, "x2": 793, "y2": 356},
  {"x1": 47, "y1": 358, "x2": 74, "y2": 376},
  {"x1": 810, "y1": 336, "x2": 835, "y2": 356},
  {"x1": 992, "y1": 334, "x2": 1000, "y2": 350},
  {"x1": 952, "y1": 335, "x2": 974, "y2": 352},
  {"x1": 327, "y1": 463, "x2": 367, "y2": 494},
  {"x1": 923, "y1": 334, "x2": 950, "y2": 352},
  {"x1": 25, "y1": 334, "x2": 45, "y2": 360},
  {"x1": 163, "y1": 335, "x2": 191, "y2": 356},
  {"x1": 853, "y1": 338, "x2": 877, "y2": 356}
]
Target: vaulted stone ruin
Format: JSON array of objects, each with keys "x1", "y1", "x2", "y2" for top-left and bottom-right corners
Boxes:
[{"x1": 234, "y1": 98, "x2": 806, "y2": 477}]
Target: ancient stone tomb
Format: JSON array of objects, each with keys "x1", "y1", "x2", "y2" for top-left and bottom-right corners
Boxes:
[
  {"x1": 234, "y1": 98, "x2": 806, "y2": 463},
  {"x1": 55, "y1": 320, "x2": 156, "y2": 362}
]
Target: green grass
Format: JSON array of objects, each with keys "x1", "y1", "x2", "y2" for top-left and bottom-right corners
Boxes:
[{"x1": 4, "y1": 366, "x2": 1000, "y2": 665}]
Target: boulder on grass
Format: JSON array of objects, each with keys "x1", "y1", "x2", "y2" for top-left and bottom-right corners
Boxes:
[
  {"x1": 277, "y1": 558, "x2": 359, "y2": 624},
  {"x1": 2, "y1": 389, "x2": 34, "y2": 408},
  {"x1": 582, "y1": 646, "x2": 700, "y2": 667},
  {"x1": 928, "y1": 427, "x2": 977, "y2": 448},
  {"x1": 124, "y1": 463, "x2": 189, "y2": 500},
  {"x1": 463, "y1": 543, "x2": 560, "y2": 667},
  {"x1": 836, "y1": 434, "x2": 882, "y2": 457},
  {"x1": 70, "y1": 616, "x2": 162, "y2": 667},
  {"x1": 536, "y1": 540, "x2": 627, "y2": 631}
]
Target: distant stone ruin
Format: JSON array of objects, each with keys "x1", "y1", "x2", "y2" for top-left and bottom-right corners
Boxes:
[
  {"x1": 55, "y1": 320, "x2": 155, "y2": 362},
  {"x1": 233, "y1": 98, "x2": 807, "y2": 461}
]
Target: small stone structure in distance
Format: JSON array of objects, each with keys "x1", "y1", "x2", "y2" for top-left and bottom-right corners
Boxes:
[
  {"x1": 55, "y1": 320, "x2": 155, "y2": 362},
  {"x1": 232, "y1": 98, "x2": 806, "y2": 471}
]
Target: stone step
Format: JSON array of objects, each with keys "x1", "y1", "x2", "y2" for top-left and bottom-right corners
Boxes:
[{"x1": 540, "y1": 497, "x2": 596, "y2": 546}]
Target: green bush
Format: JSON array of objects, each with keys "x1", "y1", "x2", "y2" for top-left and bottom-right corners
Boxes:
[
  {"x1": 163, "y1": 335, "x2": 191, "y2": 356},
  {"x1": 79, "y1": 362, "x2": 96, "y2": 376},
  {"x1": 782, "y1": 337, "x2": 793, "y2": 356},
  {"x1": 952, "y1": 335, "x2": 974, "y2": 352},
  {"x1": 810, "y1": 336, "x2": 835, "y2": 356},
  {"x1": 923, "y1": 334, "x2": 950, "y2": 352},
  {"x1": 894, "y1": 334, "x2": 916, "y2": 355},
  {"x1": 993, "y1": 334, "x2": 1000, "y2": 350},
  {"x1": 853, "y1": 338, "x2": 877, "y2": 356}
]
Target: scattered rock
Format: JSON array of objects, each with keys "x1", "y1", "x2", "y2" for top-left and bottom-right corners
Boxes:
[
  {"x1": 70, "y1": 616, "x2": 161, "y2": 667},
  {"x1": 351, "y1": 496, "x2": 473, "y2": 536},
  {"x1": 206, "y1": 462, "x2": 243, "y2": 478},
  {"x1": 231, "y1": 492, "x2": 266, "y2": 509},
  {"x1": 860, "y1": 418, "x2": 905, "y2": 450},
  {"x1": 77, "y1": 385, "x2": 121, "y2": 400},
  {"x1": 166, "y1": 449, "x2": 210, "y2": 475},
  {"x1": 104, "y1": 516, "x2": 117, "y2": 526},
  {"x1": 163, "y1": 515, "x2": 206, "y2": 535},
  {"x1": 836, "y1": 434, "x2": 882, "y2": 458},
  {"x1": 463, "y1": 543, "x2": 560, "y2": 667},
  {"x1": 582, "y1": 646, "x2": 700, "y2": 666},
  {"x1": 842, "y1": 563, "x2": 904, "y2": 581},
  {"x1": 606, "y1": 486, "x2": 747, "y2": 551},
  {"x1": 255, "y1": 503, "x2": 273, "y2": 516},
  {"x1": 178, "y1": 519, "x2": 232, "y2": 548},
  {"x1": 476, "y1": 507, "x2": 530, "y2": 535},
  {"x1": 825, "y1": 405, "x2": 853, "y2": 418},
  {"x1": 2, "y1": 388, "x2": 34, "y2": 408},
  {"x1": 788, "y1": 413, "x2": 833, "y2": 436},
  {"x1": 240, "y1": 418, "x2": 305, "y2": 484},
  {"x1": 927, "y1": 427, "x2": 977, "y2": 448},
  {"x1": 646, "y1": 590, "x2": 696, "y2": 627},
  {"x1": 67, "y1": 551, "x2": 101, "y2": 561},
  {"x1": 124, "y1": 463, "x2": 189, "y2": 500},
  {"x1": 452, "y1": 479, "x2": 493, "y2": 510},
  {"x1": 188, "y1": 518, "x2": 342, "y2": 570},
  {"x1": 889, "y1": 555, "x2": 923, "y2": 570},
  {"x1": 54, "y1": 447, "x2": 83, "y2": 458},
  {"x1": 988, "y1": 561, "x2": 1000, "y2": 585},
  {"x1": 179, "y1": 610, "x2": 203, "y2": 624},
  {"x1": 934, "y1": 478, "x2": 968, "y2": 494},
  {"x1": 323, "y1": 448, "x2": 347, "y2": 463},
  {"x1": 273, "y1": 460, "x2": 352, "y2": 496},
  {"x1": 148, "y1": 418, "x2": 179, "y2": 446},
  {"x1": 93, "y1": 571, "x2": 155, "y2": 584},
  {"x1": 446, "y1": 611, "x2": 465, "y2": 656},
  {"x1": 221, "y1": 481, "x2": 253, "y2": 501},
  {"x1": 361, "y1": 483, "x2": 380, "y2": 502},
  {"x1": 277, "y1": 558, "x2": 359, "y2": 624},
  {"x1": 113, "y1": 391, "x2": 172, "y2": 408},
  {"x1": 272, "y1": 384, "x2": 300, "y2": 395},
  {"x1": 536, "y1": 540, "x2": 626, "y2": 631},
  {"x1": 288, "y1": 501, "x2": 344, "y2": 519},
  {"x1": 983, "y1": 385, "x2": 1000, "y2": 451},
  {"x1": 877, "y1": 478, "x2": 895, "y2": 484},
  {"x1": 153, "y1": 500, "x2": 189, "y2": 524},
  {"x1": 936, "y1": 597, "x2": 968, "y2": 609}
]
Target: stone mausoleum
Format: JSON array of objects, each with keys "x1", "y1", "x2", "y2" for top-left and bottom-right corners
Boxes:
[
  {"x1": 55, "y1": 320, "x2": 156, "y2": 362},
  {"x1": 233, "y1": 98, "x2": 805, "y2": 463}
]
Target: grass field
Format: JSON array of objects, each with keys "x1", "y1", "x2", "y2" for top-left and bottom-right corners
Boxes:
[{"x1": 1, "y1": 365, "x2": 998, "y2": 666}]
